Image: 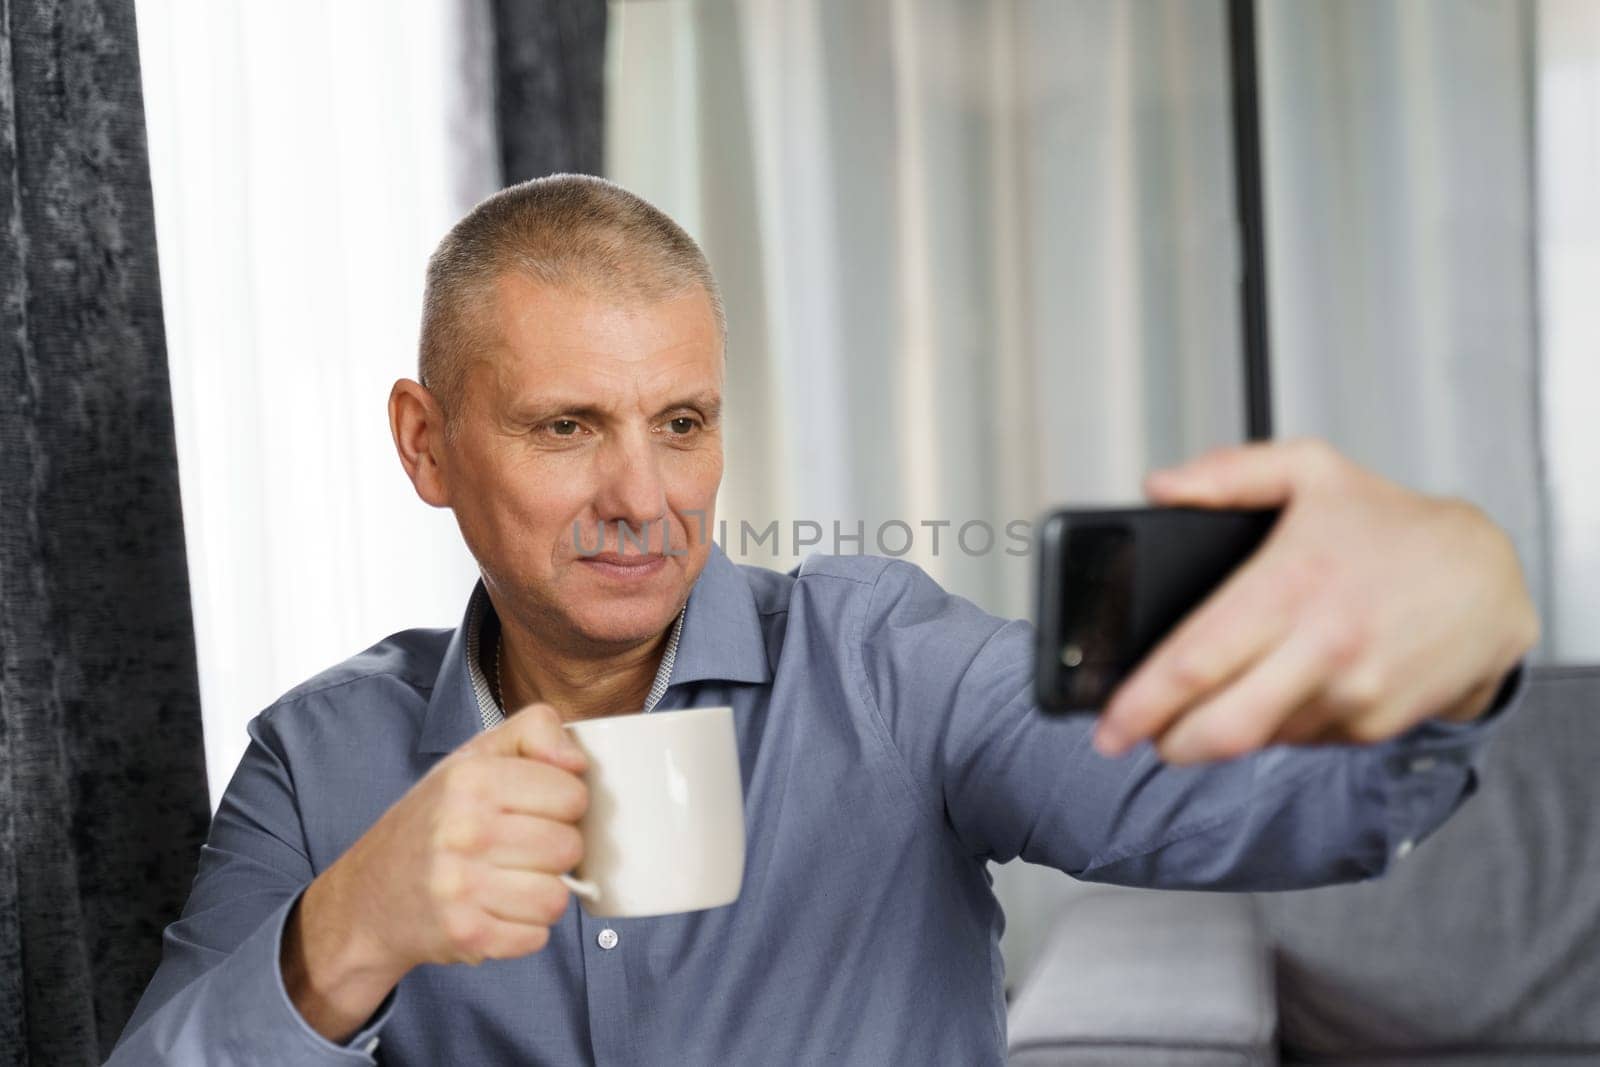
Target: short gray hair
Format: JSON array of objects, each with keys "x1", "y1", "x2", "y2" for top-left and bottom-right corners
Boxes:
[{"x1": 417, "y1": 174, "x2": 726, "y2": 430}]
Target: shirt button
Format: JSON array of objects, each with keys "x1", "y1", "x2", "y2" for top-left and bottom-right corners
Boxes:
[
  {"x1": 1396, "y1": 838, "x2": 1415, "y2": 860},
  {"x1": 597, "y1": 928, "x2": 619, "y2": 950},
  {"x1": 1409, "y1": 756, "x2": 1437, "y2": 773}
]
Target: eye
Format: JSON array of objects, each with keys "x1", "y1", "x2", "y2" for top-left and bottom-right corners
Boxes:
[
  {"x1": 667, "y1": 417, "x2": 698, "y2": 435},
  {"x1": 549, "y1": 419, "x2": 581, "y2": 436}
]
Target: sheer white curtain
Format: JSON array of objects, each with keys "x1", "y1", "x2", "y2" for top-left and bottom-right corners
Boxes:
[
  {"x1": 609, "y1": 0, "x2": 1243, "y2": 612},
  {"x1": 1259, "y1": 0, "x2": 1600, "y2": 664},
  {"x1": 136, "y1": 0, "x2": 499, "y2": 808},
  {"x1": 1258, "y1": 0, "x2": 1555, "y2": 651},
  {"x1": 607, "y1": 0, "x2": 1245, "y2": 986},
  {"x1": 1536, "y1": 0, "x2": 1600, "y2": 663}
]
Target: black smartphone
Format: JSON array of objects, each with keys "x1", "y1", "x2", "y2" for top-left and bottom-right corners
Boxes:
[{"x1": 1033, "y1": 506, "x2": 1282, "y2": 712}]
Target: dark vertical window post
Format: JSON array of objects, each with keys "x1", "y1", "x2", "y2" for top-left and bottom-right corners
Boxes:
[{"x1": 1228, "y1": 0, "x2": 1274, "y2": 441}]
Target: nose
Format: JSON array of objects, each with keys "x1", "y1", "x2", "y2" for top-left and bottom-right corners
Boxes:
[{"x1": 593, "y1": 432, "x2": 667, "y2": 548}]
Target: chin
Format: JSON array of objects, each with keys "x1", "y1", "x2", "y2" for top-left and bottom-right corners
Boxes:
[
  {"x1": 545, "y1": 550, "x2": 704, "y2": 647},
  {"x1": 569, "y1": 605, "x2": 681, "y2": 648},
  {"x1": 566, "y1": 581, "x2": 680, "y2": 638}
]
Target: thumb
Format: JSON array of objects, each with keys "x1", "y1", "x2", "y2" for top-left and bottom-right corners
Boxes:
[{"x1": 1144, "y1": 438, "x2": 1329, "y2": 509}]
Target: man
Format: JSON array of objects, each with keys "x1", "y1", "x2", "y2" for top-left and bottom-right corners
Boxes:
[{"x1": 112, "y1": 175, "x2": 1537, "y2": 1065}]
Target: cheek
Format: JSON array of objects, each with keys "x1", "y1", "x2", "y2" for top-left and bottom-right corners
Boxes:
[
  {"x1": 488, "y1": 458, "x2": 596, "y2": 536},
  {"x1": 667, "y1": 446, "x2": 722, "y2": 501},
  {"x1": 664, "y1": 451, "x2": 721, "y2": 547}
]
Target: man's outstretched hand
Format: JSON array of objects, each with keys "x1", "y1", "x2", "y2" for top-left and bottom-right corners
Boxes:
[{"x1": 1093, "y1": 438, "x2": 1540, "y2": 765}]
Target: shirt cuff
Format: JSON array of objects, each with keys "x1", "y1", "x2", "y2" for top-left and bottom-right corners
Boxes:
[
  {"x1": 229, "y1": 888, "x2": 397, "y2": 1063},
  {"x1": 1368, "y1": 661, "x2": 1529, "y2": 870}
]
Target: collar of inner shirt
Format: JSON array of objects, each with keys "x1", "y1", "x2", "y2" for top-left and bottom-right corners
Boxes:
[{"x1": 463, "y1": 584, "x2": 687, "y2": 730}]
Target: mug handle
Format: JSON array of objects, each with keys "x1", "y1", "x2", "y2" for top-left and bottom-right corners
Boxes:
[{"x1": 560, "y1": 873, "x2": 601, "y2": 901}]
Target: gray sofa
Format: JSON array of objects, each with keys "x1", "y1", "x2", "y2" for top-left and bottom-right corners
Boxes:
[{"x1": 1006, "y1": 665, "x2": 1600, "y2": 1066}]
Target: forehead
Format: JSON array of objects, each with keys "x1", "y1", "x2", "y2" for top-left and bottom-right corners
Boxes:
[{"x1": 476, "y1": 273, "x2": 723, "y2": 404}]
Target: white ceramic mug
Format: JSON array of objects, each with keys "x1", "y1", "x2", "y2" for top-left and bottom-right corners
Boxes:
[{"x1": 556, "y1": 705, "x2": 745, "y2": 918}]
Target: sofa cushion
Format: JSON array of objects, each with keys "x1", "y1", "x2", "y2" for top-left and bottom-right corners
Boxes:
[
  {"x1": 1283, "y1": 1055, "x2": 1600, "y2": 1067},
  {"x1": 1258, "y1": 666, "x2": 1600, "y2": 1057},
  {"x1": 1007, "y1": 888, "x2": 1277, "y2": 1066}
]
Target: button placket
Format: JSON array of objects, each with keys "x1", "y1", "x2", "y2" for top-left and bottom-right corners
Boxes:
[{"x1": 576, "y1": 907, "x2": 633, "y2": 1064}]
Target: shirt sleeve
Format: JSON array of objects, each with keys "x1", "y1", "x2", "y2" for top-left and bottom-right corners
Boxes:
[
  {"x1": 107, "y1": 709, "x2": 396, "y2": 1064},
  {"x1": 855, "y1": 559, "x2": 1525, "y2": 890}
]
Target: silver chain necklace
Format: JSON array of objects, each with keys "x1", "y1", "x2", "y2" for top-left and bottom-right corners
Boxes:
[{"x1": 494, "y1": 630, "x2": 507, "y2": 712}]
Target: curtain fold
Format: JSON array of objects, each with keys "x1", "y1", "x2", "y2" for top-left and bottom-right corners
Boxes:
[
  {"x1": 491, "y1": 0, "x2": 607, "y2": 183},
  {"x1": 0, "y1": 0, "x2": 209, "y2": 1061},
  {"x1": 1534, "y1": 0, "x2": 1600, "y2": 663},
  {"x1": 1258, "y1": 0, "x2": 1548, "y2": 647}
]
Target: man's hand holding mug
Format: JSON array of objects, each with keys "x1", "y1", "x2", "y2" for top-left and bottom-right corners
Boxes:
[
  {"x1": 281, "y1": 701, "x2": 746, "y2": 1044},
  {"x1": 281, "y1": 705, "x2": 589, "y2": 1041}
]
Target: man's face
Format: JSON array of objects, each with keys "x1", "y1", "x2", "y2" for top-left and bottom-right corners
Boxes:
[{"x1": 438, "y1": 274, "x2": 724, "y2": 653}]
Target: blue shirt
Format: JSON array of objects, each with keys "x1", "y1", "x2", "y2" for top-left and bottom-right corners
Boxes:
[{"x1": 111, "y1": 545, "x2": 1516, "y2": 1065}]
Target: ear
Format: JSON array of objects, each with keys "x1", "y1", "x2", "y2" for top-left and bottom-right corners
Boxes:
[{"x1": 389, "y1": 378, "x2": 452, "y2": 508}]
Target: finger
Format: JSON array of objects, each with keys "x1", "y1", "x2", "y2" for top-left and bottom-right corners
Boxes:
[
  {"x1": 1429, "y1": 671, "x2": 1506, "y2": 726},
  {"x1": 475, "y1": 756, "x2": 590, "y2": 823},
  {"x1": 445, "y1": 909, "x2": 555, "y2": 965},
  {"x1": 1144, "y1": 437, "x2": 1337, "y2": 509},
  {"x1": 1308, "y1": 720, "x2": 1352, "y2": 745},
  {"x1": 1274, "y1": 666, "x2": 1422, "y2": 747},
  {"x1": 1310, "y1": 702, "x2": 1419, "y2": 747},
  {"x1": 1154, "y1": 624, "x2": 1332, "y2": 764},
  {"x1": 481, "y1": 813, "x2": 585, "y2": 873},
  {"x1": 1267, "y1": 697, "x2": 1341, "y2": 747},
  {"x1": 465, "y1": 702, "x2": 588, "y2": 775},
  {"x1": 476, "y1": 867, "x2": 574, "y2": 928},
  {"x1": 1095, "y1": 548, "x2": 1291, "y2": 755}
]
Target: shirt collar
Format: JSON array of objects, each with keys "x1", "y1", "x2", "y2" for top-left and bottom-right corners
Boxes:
[
  {"x1": 667, "y1": 541, "x2": 772, "y2": 688},
  {"x1": 467, "y1": 589, "x2": 685, "y2": 732},
  {"x1": 417, "y1": 543, "x2": 771, "y2": 754}
]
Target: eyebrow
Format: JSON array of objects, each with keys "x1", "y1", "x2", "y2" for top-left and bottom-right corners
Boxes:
[{"x1": 510, "y1": 391, "x2": 723, "y2": 425}]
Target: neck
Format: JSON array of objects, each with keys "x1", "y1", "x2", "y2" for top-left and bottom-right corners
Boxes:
[{"x1": 497, "y1": 612, "x2": 673, "y2": 723}]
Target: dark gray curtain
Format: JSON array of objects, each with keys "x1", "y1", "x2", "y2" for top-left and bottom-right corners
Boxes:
[
  {"x1": 0, "y1": 0, "x2": 210, "y2": 1063},
  {"x1": 491, "y1": 0, "x2": 607, "y2": 183}
]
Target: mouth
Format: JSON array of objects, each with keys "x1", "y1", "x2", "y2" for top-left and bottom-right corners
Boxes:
[{"x1": 576, "y1": 552, "x2": 670, "y2": 582}]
